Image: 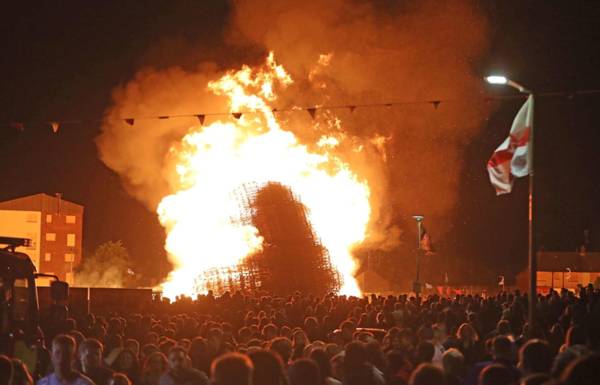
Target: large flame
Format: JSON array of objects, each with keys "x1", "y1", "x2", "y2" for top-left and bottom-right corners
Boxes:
[{"x1": 158, "y1": 53, "x2": 371, "y2": 299}]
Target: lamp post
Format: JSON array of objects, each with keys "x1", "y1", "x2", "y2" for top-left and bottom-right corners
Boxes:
[
  {"x1": 412, "y1": 215, "x2": 424, "y2": 298},
  {"x1": 486, "y1": 75, "x2": 537, "y2": 328}
]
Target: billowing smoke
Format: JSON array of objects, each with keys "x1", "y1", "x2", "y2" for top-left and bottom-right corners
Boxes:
[{"x1": 97, "y1": 1, "x2": 490, "y2": 273}]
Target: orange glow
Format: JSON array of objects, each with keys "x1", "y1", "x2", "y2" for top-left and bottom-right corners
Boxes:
[{"x1": 158, "y1": 53, "x2": 371, "y2": 299}]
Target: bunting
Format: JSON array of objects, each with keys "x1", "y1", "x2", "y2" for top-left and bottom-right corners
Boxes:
[{"x1": 3, "y1": 89, "x2": 598, "y2": 133}]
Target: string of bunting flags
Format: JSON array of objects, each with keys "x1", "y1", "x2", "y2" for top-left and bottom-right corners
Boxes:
[{"x1": 4, "y1": 89, "x2": 599, "y2": 133}]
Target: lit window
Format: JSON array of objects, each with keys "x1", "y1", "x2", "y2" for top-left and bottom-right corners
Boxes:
[
  {"x1": 67, "y1": 234, "x2": 76, "y2": 247},
  {"x1": 65, "y1": 253, "x2": 75, "y2": 262},
  {"x1": 66, "y1": 272, "x2": 74, "y2": 284},
  {"x1": 45, "y1": 253, "x2": 51, "y2": 261},
  {"x1": 66, "y1": 215, "x2": 76, "y2": 224},
  {"x1": 46, "y1": 233, "x2": 56, "y2": 241},
  {"x1": 46, "y1": 214, "x2": 53, "y2": 223}
]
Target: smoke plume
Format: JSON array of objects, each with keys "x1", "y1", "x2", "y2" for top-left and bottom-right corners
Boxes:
[{"x1": 97, "y1": 0, "x2": 490, "y2": 261}]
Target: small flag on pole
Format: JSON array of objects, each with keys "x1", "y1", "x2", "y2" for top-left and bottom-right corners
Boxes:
[
  {"x1": 420, "y1": 226, "x2": 435, "y2": 255},
  {"x1": 487, "y1": 95, "x2": 533, "y2": 194}
]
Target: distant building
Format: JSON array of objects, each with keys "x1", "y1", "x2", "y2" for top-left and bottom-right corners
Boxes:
[
  {"x1": 0, "y1": 193, "x2": 83, "y2": 284},
  {"x1": 517, "y1": 251, "x2": 600, "y2": 292}
]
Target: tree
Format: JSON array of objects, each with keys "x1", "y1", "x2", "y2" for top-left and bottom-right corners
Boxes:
[{"x1": 75, "y1": 240, "x2": 132, "y2": 287}]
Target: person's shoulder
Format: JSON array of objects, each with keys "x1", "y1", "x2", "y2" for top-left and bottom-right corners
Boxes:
[
  {"x1": 186, "y1": 367, "x2": 209, "y2": 378},
  {"x1": 185, "y1": 368, "x2": 209, "y2": 383},
  {"x1": 37, "y1": 374, "x2": 53, "y2": 385},
  {"x1": 76, "y1": 372, "x2": 96, "y2": 385}
]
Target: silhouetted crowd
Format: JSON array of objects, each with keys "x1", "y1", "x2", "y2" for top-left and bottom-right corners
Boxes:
[{"x1": 2, "y1": 285, "x2": 600, "y2": 385}]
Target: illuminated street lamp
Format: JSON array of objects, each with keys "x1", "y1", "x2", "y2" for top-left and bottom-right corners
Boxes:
[
  {"x1": 485, "y1": 75, "x2": 531, "y2": 94},
  {"x1": 486, "y1": 74, "x2": 537, "y2": 327}
]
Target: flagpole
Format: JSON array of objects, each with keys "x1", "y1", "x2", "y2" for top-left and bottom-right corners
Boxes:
[
  {"x1": 412, "y1": 215, "x2": 424, "y2": 299},
  {"x1": 486, "y1": 75, "x2": 536, "y2": 328},
  {"x1": 528, "y1": 93, "x2": 537, "y2": 329}
]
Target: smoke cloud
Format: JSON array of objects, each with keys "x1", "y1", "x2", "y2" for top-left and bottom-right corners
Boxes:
[{"x1": 97, "y1": 0, "x2": 490, "y2": 261}]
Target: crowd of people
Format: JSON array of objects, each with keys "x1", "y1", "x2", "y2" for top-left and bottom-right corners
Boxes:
[{"x1": 2, "y1": 285, "x2": 600, "y2": 385}]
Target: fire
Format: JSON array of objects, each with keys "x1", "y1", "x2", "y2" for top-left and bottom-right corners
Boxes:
[{"x1": 158, "y1": 53, "x2": 371, "y2": 299}]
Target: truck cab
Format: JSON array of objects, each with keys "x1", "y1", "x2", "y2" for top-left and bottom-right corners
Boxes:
[{"x1": 0, "y1": 236, "x2": 68, "y2": 355}]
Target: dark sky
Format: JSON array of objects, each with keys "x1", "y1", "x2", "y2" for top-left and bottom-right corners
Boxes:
[{"x1": 1, "y1": 1, "x2": 599, "y2": 285}]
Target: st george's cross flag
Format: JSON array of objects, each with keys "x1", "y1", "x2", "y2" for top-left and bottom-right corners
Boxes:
[{"x1": 487, "y1": 95, "x2": 533, "y2": 194}]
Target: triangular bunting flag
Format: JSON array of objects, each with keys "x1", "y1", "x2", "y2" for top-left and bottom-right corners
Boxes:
[
  {"x1": 196, "y1": 114, "x2": 205, "y2": 125},
  {"x1": 385, "y1": 103, "x2": 393, "y2": 108},
  {"x1": 348, "y1": 105, "x2": 356, "y2": 113},
  {"x1": 50, "y1": 122, "x2": 60, "y2": 133},
  {"x1": 307, "y1": 107, "x2": 317, "y2": 120},
  {"x1": 431, "y1": 101, "x2": 441, "y2": 109},
  {"x1": 124, "y1": 118, "x2": 135, "y2": 126},
  {"x1": 232, "y1": 112, "x2": 242, "y2": 120},
  {"x1": 158, "y1": 116, "x2": 170, "y2": 120}
]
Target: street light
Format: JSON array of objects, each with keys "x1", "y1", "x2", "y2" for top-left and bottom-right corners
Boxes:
[
  {"x1": 486, "y1": 74, "x2": 537, "y2": 328},
  {"x1": 486, "y1": 75, "x2": 531, "y2": 94},
  {"x1": 412, "y1": 215, "x2": 424, "y2": 297}
]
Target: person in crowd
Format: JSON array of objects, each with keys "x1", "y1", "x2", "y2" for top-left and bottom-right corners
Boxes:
[
  {"x1": 247, "y1": 350, "x2": 287, "y2": 385},
  {"x1": 109, "y1": 373, "x2": 133, "y2": 385},
  {"x1": 287, "y1": 358, "x2": 321, "y2": 385},
  {"x1": 559, "y1": 353, "x2": 600, "y2": 385},
  {"x1": 478, "y1": 364, "x2": 513, "y2": 385},
  {"x1": 0, "y1": 355, "x2": 13, "y2": 385},
  {"x1": 159, "y1": 346, "x2": 208, "y2": 385},
  {"x1": 408, "y1": 363, "x2": 446, "y2": 385},
  {"x1": 270, "y1": 337, "x2": 293, "y2": 367},
  {"x1": 520, "y1": 373, "x2": 550, "y2": 385},
  {"x1": 211, "y1": 353, "x2": 253, "y2": 385},
  {"x1": 11, "y1": 358, "x2": 35, "y2": 385},
  {"x1": 518, "y1": 339, "x2": 553, "y2": 377},
  {"x1": 465, "y1": 335, "x2": 520, "y2": 385},
  {"x1": 140, "y1": 352, "x2": 167, "y2": 385},
  {"x1": 111, "y1": 348, "x2": 141, "y2": 385},
  {"x1": 291, "y1": 329, "x2": 309, "y2": 361},
  {"x1": 447, "y1": 323, "x2": 484, "y2": 366},
  {"x1": 442, "y1": 348, "x2": 465, "y2": 385},
  {"x1": 310, "y1": 348, "x2": 341, "y2": 385},
  {"x1": 79, "y1": 338, "x2": 114, "y2": 385},
  {"x1": 386, "y1": 350, "x2": 413, "y2": 385},
  {"x1": 38, "y1": 334, "x2": 95, "y2": 385}
]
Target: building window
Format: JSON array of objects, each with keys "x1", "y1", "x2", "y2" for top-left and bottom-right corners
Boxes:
[
  {"x1": 46, "y1": 233, "x2": 56, "y2": 241},
  {"x1": 67, "y1": 234, "x2": 76, "y2": 247},
  {"x1": 44, "y1": 253, "x2": 51, "y2": 262},
  {"x1": 66, "y1": 215, "x2": 76, "y2": 224},
  {"x1": 65, "y1": 253, "x2": 75, "y2": 262},
  {"x1": 46, "y1": 214, "x2": 53, "y2": 223},
  {"x1": 66, "y1": 272, "x2": 74, "y2": 284}
]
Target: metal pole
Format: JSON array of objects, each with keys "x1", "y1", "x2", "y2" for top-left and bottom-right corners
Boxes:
[
  {"x1": 528, "y1": 93, "x2": 537, "y2": 328},
  {"x1": 412, "y1": 215, "x2": 424, "y2": 298},
  {"x1": 416, "y1": 220, "x2": 422, "y2": 284}
]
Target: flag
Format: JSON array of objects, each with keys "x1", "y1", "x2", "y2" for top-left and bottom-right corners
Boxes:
[
  {"x1": 420, "y1": 226, "x2": 435, "y2": 255},
  {"x1": 487, "y1": 95, "x2": 533, "y2": 194}
]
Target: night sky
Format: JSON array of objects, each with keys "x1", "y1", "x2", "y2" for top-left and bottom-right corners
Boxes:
[{"x1": 1, "y1": 1, "x2": 599, "y2": 285}]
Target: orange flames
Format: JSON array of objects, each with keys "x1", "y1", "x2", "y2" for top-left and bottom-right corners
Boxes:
[{"x1": 158, "y1": 53, "x2": 371, "y2": 299}]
